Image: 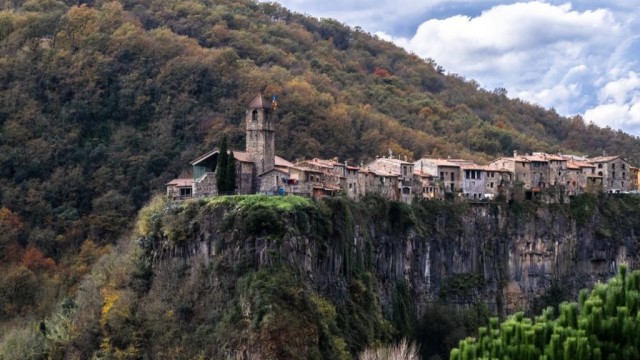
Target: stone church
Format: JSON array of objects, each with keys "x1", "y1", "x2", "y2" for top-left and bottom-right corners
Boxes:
[{"x1": 166, "y1": 94, "x2": 293, "y2": 199}]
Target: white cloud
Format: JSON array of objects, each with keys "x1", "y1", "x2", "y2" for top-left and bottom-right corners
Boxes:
[{"x1": 584, "y1": 72, "x2": 640, "y2": 131}]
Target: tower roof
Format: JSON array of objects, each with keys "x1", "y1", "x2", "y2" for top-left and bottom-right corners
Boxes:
[{"x1": 248, "y1": 94, "x2": 271, "y2": 109}]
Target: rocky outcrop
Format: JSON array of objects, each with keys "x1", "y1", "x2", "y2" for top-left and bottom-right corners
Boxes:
[{"x1": 146, "y1": 195, "x2": 639, "y2": 318}]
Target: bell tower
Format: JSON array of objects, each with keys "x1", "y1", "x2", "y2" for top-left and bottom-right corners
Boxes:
[{"x1": 245, "y1": 94, "x2": 275, "y2": 174}]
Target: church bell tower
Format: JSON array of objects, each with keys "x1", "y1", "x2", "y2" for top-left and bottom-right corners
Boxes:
[{"x1": 245, "y1": 94, "x2": 275, "y2": 175}]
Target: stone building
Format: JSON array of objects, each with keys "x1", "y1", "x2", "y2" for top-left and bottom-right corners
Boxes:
[
  {"x1": 588, "y1": 156, "x2": 633, "y2": 193},
  {"x1": 460, "y1": 164, "x2": 486, "y2": 200},
  {"x1": 365, "y1": 157, "x2": 415, "y2": 203},
  {"x1": 414, "y1": 158, "x2": 462, "y2": 194},
  {"x1": 167, "y1": 94, "x2": 293, "y2": 199}
]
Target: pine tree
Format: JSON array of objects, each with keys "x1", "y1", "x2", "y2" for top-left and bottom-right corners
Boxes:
[
  {"x1": 216, "y1": 135, "x2": 229, "y2": 194},
  {"x1": 227, "y1": 150, "x2": 236, "y2": 194}
]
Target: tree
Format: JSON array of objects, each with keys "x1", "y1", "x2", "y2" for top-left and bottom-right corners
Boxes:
[
  {"x1": 450, "y1": 266, "x2": 640, "y2": 360},
  {"x1": 216, "y1": 135, "x2": 229, "y2": 194},
  {"x1": 226, "y1": 150, "x2": 236, "y2": 194}
]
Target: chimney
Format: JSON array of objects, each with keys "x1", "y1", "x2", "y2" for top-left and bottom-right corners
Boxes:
[{"x1": 513, "y1": 150, "x2": 518, "y2": 157}]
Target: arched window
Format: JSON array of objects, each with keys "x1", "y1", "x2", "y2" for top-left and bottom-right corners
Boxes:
[{"x1": 252, "y1": 110, "x2": 258, "y2": 122}]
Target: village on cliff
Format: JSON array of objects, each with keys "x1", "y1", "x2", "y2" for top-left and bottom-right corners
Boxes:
[{"x1": 167, "y1": 95, "x2": 640, "y2": 203}]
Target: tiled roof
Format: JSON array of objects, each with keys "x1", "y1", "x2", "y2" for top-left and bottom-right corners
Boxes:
[
  {"x1": 521, "y1": 155, "x2": 549, "y2": 162},
  {"x1": 417, "y1": 158, "x2": 462, "y2": 167},
  {"x1": 191, "y1": 148, "x2": 293, "y2": 167},
  {"x1": 370, "y1": 157, "x2": 413, "y2": 165},
  {"x1": 490, "y1": 156, "x2": 530, "y2": 163},
  {"x1": 166, "y1": 178, "x2": 193, "y2": 187},
  {"x1": 248, "y1": 94, "x2": 271, "y2": 109},
  {"x1": 588, "y1": 156, "x2": 621, "y2": 163},
  {"x1": 275, "y1": 156, "x2": 294, "y2": 168}
]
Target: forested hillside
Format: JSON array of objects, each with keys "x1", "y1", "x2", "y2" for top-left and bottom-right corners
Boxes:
[{"x1": 2, "y1": 0, "x2": 640, "y2": 337}]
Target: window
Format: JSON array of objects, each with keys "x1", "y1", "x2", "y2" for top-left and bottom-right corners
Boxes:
[
  {"x1": 622, "y1": 163, "x2": 626, "y2": 170},
  {"x1": 598, "y1": 164, "x2": 603, "y2": 169},
  {"x1": 252, "y1": 110, "x2": 258, "y2": 122},
  {"x1": 612, "y1": 164, "x2": 616, "y2": 169},
  {"x1": 180, "y1": 187, "x2": 192, "y2": 198}
]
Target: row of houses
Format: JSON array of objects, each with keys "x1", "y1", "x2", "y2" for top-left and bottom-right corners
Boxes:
[{"x1": 167, "y1": 95, "x2": 639, "y2": 203}]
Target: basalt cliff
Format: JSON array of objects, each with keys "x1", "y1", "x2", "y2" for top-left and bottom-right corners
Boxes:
[{"x1": 83, "y1": 194, "x2": 638, "y2": 359}]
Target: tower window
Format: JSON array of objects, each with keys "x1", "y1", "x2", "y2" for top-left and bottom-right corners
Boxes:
[{"x1": 252, "y1": 110, "x2": 258, "y2": 122}]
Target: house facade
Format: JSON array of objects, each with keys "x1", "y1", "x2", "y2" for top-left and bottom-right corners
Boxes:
[{"x1": 588, "y1": 156, "x2": 632, "y2": 193}]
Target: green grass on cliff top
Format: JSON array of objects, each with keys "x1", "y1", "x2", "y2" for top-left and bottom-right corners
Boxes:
[{"x1": 200, "y1": 194, "x2": 314, "y2": 212}]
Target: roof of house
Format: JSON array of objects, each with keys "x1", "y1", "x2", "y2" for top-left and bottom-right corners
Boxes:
[
  {"x1": 490, "y1": 156, "x2": 530, "y2": 163},
  {"x1": 368, "y1": 157, "x2": 413, "y2": 166},
  {"x1": 248, "y1": 94, "x2": 271, "y2": 109},
  {"x1": 166, "y1": 178, "x2": 194, "y2": 187},
  {"x1": 521, "y1": 155, "x2": 549, "y2": 162},
  {"x1": 416, "y1": 158, "x2": 462, "y2": 167},
  {"x1": 587, "y1": 155, "x2": 621, "y2": 163},
  {"x1": 296, "y1": 159, "x2": 335, "y2": 169},
  {"x1": 567, "y1": 160, "x2": 595, "y2": 169},
  {"x1": 191, "y1": 149, "x2": 293, "y2": 167}
]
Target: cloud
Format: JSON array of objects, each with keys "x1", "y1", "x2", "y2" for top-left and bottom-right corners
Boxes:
[
  {"x1": 584, "y1": 72, "x2": 640, "y2": 132},
  {"x1": 376, "y1": 1, "x2": 640, "y2": 134}
]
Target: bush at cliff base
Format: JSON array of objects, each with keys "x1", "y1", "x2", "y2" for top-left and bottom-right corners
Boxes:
[{"x1": 450, "y1": 266, "x2": 640, "y2": 360}]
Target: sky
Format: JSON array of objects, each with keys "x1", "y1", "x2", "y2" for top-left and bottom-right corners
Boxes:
[{"x1": 272, "y1": 1, "x2": 640, "y2": 136}]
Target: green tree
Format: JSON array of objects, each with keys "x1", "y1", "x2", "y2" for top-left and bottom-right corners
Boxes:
[
  {"x1": 450, "y1": 266, "x2": 640, "y2": 360},
  {"x1": 216, "y1": 135, "x2": 229, "y2": 194},
  {"x1": 227, "y1": 150, "x2": 236, "y2": 194}
]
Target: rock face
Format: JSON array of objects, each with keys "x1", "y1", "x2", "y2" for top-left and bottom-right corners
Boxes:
[{"x1": 149, "y1": 195, "x2": 639, "y2": 318}]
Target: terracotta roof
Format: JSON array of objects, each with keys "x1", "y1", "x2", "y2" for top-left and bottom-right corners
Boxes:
[
  {"x1": 567, "y1": 160, "x2": 594, "y2": 169},
  {"x1": 543, "y1": 154, "x2": 565, "y2": 161},
  {"x1": 248, "y1": 94, "x2": 271, "y2": 109},
  {"x1": 588, "y1": 156, "x2": 621, "y2": 163},
  {"x1": 275, "y1": 156, "x2": 293, "y2": 168},
  {"x1": 191, "y1": 148, "x2": 293, "y2": 167},
  {"x1": 490, "y1": 157, "x2": 530, "y2": 163},
  {"x1": 296, "y1": 159, "x2": 334, "y2": 169},
  {"x1": 566, "y1": 162, "x2": 581, "y2": 170},
  {"x1": 521, "y1": 155, "x2": 549, "y2": 162},
  {"x1": 166, "y1": 178, "x2": 193, "y2": 187}
]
